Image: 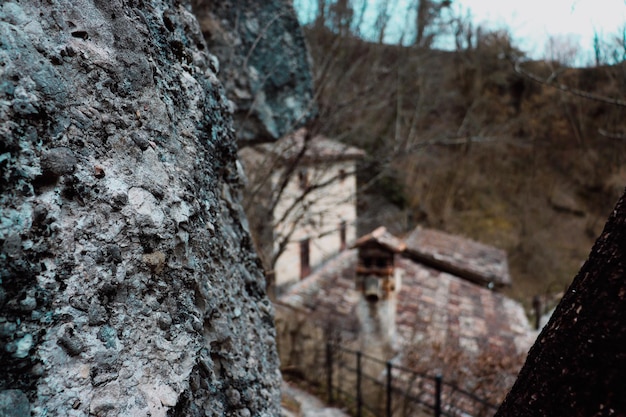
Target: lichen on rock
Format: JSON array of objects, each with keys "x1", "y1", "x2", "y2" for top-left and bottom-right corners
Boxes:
[
  {"x1": 0, "y1": 1, "x2": 281, "y2": 415},
  {"x1": 192, "y1": 0, "x2": 316, "y2": 144}
]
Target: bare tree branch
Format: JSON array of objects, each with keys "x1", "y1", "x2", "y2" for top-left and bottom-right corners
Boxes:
[
  {"x1": 598, "y1": 128, "x2": 626, "y2": 140},
  {"x1": 513, "y1": 61, "x2": 626, "y2": 108}
]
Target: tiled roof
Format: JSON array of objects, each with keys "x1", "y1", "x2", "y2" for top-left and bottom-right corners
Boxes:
[
  {"x1": 395, "y1": 257, "x2": 533, "y2": 356},
  {"x1": 351, "y1": 226, "x2": 406, "y2": 253},
  {"x1": 279, "y1": 250, "x2": 360, "y2": 336},
  {"x1": 257, "y1": 128, "x2": 365, "y2": 163},
  {"x1": 279, "y1": 250, "x2": 534, "y2": 360},
  {"x1": 403, "y1": 227, "x2": 511, "y2": 288}
]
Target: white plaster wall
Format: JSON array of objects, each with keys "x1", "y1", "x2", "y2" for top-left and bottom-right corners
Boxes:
[{"x1": 273, "y1": 160, "x2": 358, "y2": 287}]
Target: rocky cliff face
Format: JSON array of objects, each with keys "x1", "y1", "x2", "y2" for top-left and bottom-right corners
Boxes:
[
  {"x1": 0, "y1": 1, "x2": 283, "y2": 415},
  {"x1": 192, "y1": 0, "x2": 315, "y2": 143}
]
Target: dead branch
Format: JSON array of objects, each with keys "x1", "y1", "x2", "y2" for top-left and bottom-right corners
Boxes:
[
  {"x1": 598, "y1": 128, "x2": 626, "y2": 140},
  {"x1": 513, "y1": 61, "x2": 626, "y2": 108}
]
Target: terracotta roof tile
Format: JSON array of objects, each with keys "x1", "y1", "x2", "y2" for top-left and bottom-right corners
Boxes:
[
  {"x1": 403, "y1": 227, "x2": 511, "y2": 288},
  {"x1": 279, "y1": 249, "x2": 535, "y2": 361},
  {"x1": 351, "y1": 226, "x2": 406, "y2": 252}
]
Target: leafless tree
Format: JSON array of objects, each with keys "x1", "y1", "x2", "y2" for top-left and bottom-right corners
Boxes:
[
  {"x1": 593, "y1": 26, "x2": 626, "y2": 66},
  {"x1": 544, "y1": 34, "x2": 582, "y2": 67},
  {"x1": 413, "y1": 0, "x2": 452, "y2": 48},
  {"x1": 239, "y1": 123, "x2": 363, "y2": 295}
]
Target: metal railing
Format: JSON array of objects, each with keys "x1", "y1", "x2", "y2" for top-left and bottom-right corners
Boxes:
[{"x1": 325, "y1": 342, "x2": 499, "y2": 417}]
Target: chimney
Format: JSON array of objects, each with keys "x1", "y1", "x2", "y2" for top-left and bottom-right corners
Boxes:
[
  {"x1": 351, "y1": 227, "x2": 405, "y2": 358},
  {"x1": 353, "y1": 227, "x2": 405, "y2": 302},
  {"x1": 357, "y1": 246, "x2": 397, "y2": 302}
]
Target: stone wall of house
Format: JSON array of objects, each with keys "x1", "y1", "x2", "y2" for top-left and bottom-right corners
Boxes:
[
  {"x1": 274, "y1": 300, "x2": 389, "y2": 413},
  {"x1": 0, "y1": 1, "x2": 308, "y2": 415},
  {"x1": 276, "y1": 277, "x2": 401, "y2": 365},
  {"x1": 274, "y1": 303, "x2": 327, "y2": 382},
  {"x1": 192, "y1": 0, "x2": 315, "y2": 143}
]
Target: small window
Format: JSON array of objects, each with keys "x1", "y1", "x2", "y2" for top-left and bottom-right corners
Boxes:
[
  {"x1": 298, "y1": 169, "x2": 309, "y2": 190},
  {"x1": 300, "y1": 238, "x2": 311, "y2": 279},
  {"x1": 339, "y1": 220, "x2": 347, "y2": 251}
]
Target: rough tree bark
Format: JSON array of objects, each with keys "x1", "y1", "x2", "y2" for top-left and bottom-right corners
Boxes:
[
  {"x1": 0, "y1": 1, "x2": 307, "y2": 416},
  {"x1": 496, "y1": 190, "x2": 626, "y2": 416}
]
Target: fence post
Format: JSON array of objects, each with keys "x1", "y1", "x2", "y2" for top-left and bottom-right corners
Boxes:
[
  {"x1": 356, "y1": 350, "x2": 362, "y2": 417},
  {"x1": 532, "y1": 295, "x2": 542, "y2": 330},
  {"x1": 386, "y1": 361, "x2": 392, "y2": 417},
  {"x1": 434, "y1": 374, "x2": 442, "y2": 417},
  {"x1": 326, "y1": 342, "x2": 333, "y2": 404}
]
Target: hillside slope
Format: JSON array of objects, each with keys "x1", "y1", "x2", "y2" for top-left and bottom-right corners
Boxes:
[{"x1": 304, "y1": 28, "x2": 626, "y2": 303}]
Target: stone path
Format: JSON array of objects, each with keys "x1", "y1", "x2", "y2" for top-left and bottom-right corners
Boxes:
[{"x1": 281, "y1": 381, "x2": 351, "y2": 417}]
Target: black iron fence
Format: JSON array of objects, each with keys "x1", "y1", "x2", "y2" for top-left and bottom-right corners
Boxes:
[{"x1": 325, "y1": 343, "x2": 499, "y2": 417}]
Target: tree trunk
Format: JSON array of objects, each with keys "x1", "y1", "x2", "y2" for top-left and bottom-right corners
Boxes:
[{"x1": 496, "y1": 190, "x2": 626, "y2": 416}]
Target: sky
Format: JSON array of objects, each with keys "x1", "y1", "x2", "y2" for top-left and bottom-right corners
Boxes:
[
  {"x1": 294, "y1": 0, "x2": 626, "y2": 66},
  {"x1": 457, "y1": 0, "x2": 626, "y2": 64}
]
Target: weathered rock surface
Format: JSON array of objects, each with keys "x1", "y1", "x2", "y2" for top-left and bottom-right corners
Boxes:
[
  {"x1": 0, "y1": 1, "x2": 281, "y2": 415},
  {"x1": 192, "y1": 0, "x2": 315, "y2": 143}
]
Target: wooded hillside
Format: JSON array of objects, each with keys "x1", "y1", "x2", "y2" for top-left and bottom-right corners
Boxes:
[{"x1": 303, "y1": 25, "x2": 626, "y2": 303}]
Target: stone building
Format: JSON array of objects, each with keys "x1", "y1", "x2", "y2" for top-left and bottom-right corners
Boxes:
[
  {"x1": 239, "y1": 128, "x2": 364, "y2": 293},
  {"x1": 275, "y1": 226, "x2": 535, "y2": 397}
]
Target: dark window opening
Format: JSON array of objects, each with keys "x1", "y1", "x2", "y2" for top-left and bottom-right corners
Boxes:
[
  {"x1": 376, "y1": 257, "x2": 388, "y2": 268},
  {"x1": 359, "y1": 255, "x2": 392, "y2": 273},
  {"x1": 298, "y1": 169, "x2": 309, "y2": 190},
  {"x1": 339, "y1": 220, "x2": 347, "y2": 251},
  {"x1": 300, "y1": 238, "x2": 310, "y2": 279}
]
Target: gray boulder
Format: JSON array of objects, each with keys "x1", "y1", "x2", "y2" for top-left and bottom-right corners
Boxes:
[
  {"x1": 0, "y1": 0, "x2": 291, "y2": 415},
  {"x1": 192, "y1": 0, "x2": 316, "y2": 143}
]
